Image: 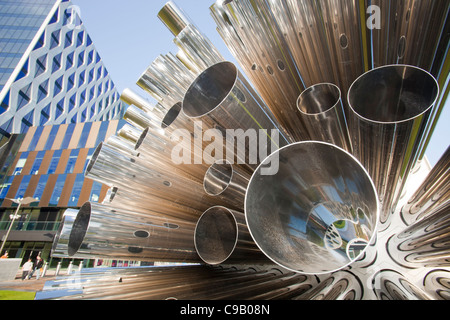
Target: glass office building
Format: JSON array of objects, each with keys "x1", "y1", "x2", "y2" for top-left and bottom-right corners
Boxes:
[
  {"x1": 0, "y1": 119, "x2": 127, "y2": 265},
  {"x1": 0, "y1": 0, "x2": 125, "y2": 145}
]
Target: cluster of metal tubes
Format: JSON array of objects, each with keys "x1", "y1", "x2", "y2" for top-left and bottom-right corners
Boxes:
[{"x1": 49, "y1": 0, "x2": 450, "y2": 300}]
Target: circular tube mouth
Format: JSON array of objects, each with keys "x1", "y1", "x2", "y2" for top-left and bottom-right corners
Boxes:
[
  {"x1": 68, "y1": 202, "x2": 92, "y2": 256},
  {"x1": 297, "y1": 83, "x2": 341, "y2": 115},
  {"x1": 135, "y1": 127, "x2": 149, "y2": 151},
  {"x1": 203, "y1": 161, "x2": 233, "y2": 196},
  {"x1": 85, "y1": 143, "x2": 103, "y2": 175},
  {"x1": 244, "y1": 141, "x2": 379, "y2": 274},
  {"x1": 182, "y1": 61, "x2": 238, "y2": 118},
  {"x1": 348, "y1": 64, "x2": 439, "y2": 124},
  {"x1": 162, "y1": 102, "x2": 182, "y2": 129},
  {"x1": 194, "y1": 206, "x2": 238, "y2": 265}
]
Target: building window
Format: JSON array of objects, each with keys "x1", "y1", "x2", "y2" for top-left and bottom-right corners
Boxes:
[
  {"x1": 13, "y1": 153, "x2": 29, "y2": 175},
  {"x1": 67, "y1": 174, "x2": 84, "y2": 207},
  {"x1": 66, "y1": 51, "x2": 74, "y2": 70},
  {"x1": 55, "y1": 97, "x2": 64, "y2": 119},
  {"x1": 76, "y1": 31, "x2": 84, "y2": 47},
  {"x1": 14, "y1": 175, "x2": 32, "y2": 200},
  {"x1": 50, "y1": 29, "x2": 60, "y2": 49},
  {"x1": 28, "y1": 126, "x2": 44, "y2": 151},
  {"x1": 52, "y1": 53, "x2": 62, "y2": 73},
  {"x1": 30, "y1": 151, "x2": 46, "y2": 175},
  {"x1": 47, "y1": 150, "x2": 62, "y2": 174},
  {"x1": 40, "y1": 104, "x2": 51, "y2": 126},
  {"x1": 33, "y1": 175, "x2": 49, "y2": 201},
  {"x1": 0, "y1": 176, "x2": 14, "y2": 201},
  {"x1": 89, "y1": 181, "x2": 103, "y2": 203},
  {"x1": 65, "y1": 149, "x2": 79, "y2": 174},
  {"x1": 35, "y1": 54, "x2": 47, "y2": 77},
  {"x1": 67, "y1": 73, "x2": 75, "y2": 91},
  {"x1": 64, "y1": 30, "x2": 73, "y2": 48},
  {"x1": 54, "y1": 75, "x2": 63, "y2": 96},
  {"x1": 60, "y1": 124, "x2": 75, "y2": 149},
  {"x1": 44, "y1": 126, "x2": 59, "y2": 150},
  {"x1": 49, "y1": 174, "x2": 67, "y2": 206},
  {"x1": 37, "y1": 79, "x2": 49, "y2": 103},
  {"x1": 77, "y1": 51, "x2": 85, "y2": 67},
  {"x1": 17, "y1": 83, "x2": 32, "y2": 110}
]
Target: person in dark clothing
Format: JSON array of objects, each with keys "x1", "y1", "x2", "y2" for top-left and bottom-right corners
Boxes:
[{"x1": 28, "y1": 255, "x2": 44, "y2": 280}]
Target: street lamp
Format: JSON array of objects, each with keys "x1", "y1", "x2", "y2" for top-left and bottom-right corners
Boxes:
[{"x1": 0, "y1": 197, "x2": 39, "y2": 255}]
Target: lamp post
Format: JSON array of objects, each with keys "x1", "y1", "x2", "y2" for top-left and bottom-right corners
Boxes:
[{"x1": 0, "y1": 197, "x2": 39, "y2": 255}]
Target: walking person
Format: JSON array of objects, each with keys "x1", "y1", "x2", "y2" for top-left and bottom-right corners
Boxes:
[
  {"x1": 21, "y1": 259, "x2": 33, "y2": 281},
  {"x1": 29, "y1": 255, "x2": 44, "y2": 280}
]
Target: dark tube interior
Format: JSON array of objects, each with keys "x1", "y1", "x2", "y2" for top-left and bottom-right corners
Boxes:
[
  {"x1": 194, "y1": 207, "x2": 238, "y2": 265},
  {"x1": 135, "y1": 127, "x2": 149, "y2": 151},
  {"x1": 298, "y1": 83, "x2": 341, "y2": 114},
  {"x1": 203, "y1": 162, "x2": 233, "y2": 196},
  {"x1": 162, "y1": 102, "x2": 182, "y2": 129},
  {"x1": 348, "y1": 65, "x2": 438, "y2": 123},
  {"x1": 85, "y1": 143, "x2": 102, "y2": 175},
  {"x1": 68, "y1": 202, "x2": 92, "y2": 256},
  {"x1": 183, "y1": 61, "x2": 238, "y2": 118}
]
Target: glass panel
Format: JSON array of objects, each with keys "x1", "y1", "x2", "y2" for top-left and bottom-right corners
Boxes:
[
  {"x1": 67, "y1": 173, "x2": 84, "y2": 207},
  {"x1": 48, "y1": 174, "x2": 66, "y2": 206},
  {"x1": 47, "y1": 149, "x2": 62, "y2": 174}
]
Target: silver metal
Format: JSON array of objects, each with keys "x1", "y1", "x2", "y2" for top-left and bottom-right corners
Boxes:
[
  {"x1": 371, "y1": 269, "x2": 432, "y2": 300},
  {"x1": 210, "y1": 1, "x2": 309, "y2": 142},
  {"x1": 297, "y1": 83, "x2": 352, "y2": 152},
  {"x1": 120, "y1": 88, "x2": 155, "y2": 113},
  {"x1": 423, "y1": 269, "x2": 450, "y2": 300},
  {"x1": 50, "y1": 209, "x2": 79, "y2": 258},
  {"x1": 401, "y1": 146, "x2": 450, "y2": 225},
  {"x1": 122, "y1": 105, "x2": 155, "y2": 130},
  {"x1": 347, "y1": 64, "x2": 439, "y2": 227},
  {"x1": 387, "y1": 201, "x2": 450, "y2": 269},
  {"x1": 203, "y1": 160, "x2": 250, "y2": 211},
  {"x1": 182, "y1": 61, "x2": 291, "y2": 168},
  {"x1": 157, "y1": 1, "x2": 192, "y2": 36},
  {"x1": 194, "y1": 206, "x2": 268, "y2": 265},
  {"x1": 68, "y1": 202, "x2": 199, "y2": 263},
  {"x1": 245, "y1": 141, "x2": 379, "y2": 274}
]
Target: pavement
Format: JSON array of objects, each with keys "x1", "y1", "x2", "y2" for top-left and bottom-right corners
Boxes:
[{"x1": 0, "y1": 269, "x2": 58, "y2": 293}]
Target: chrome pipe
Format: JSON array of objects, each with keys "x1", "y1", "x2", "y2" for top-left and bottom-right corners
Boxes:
[
  {"x1": 120, "y1": 88, "x2": 155, "y2": 113},
  {"x1": 157, "y1": 0, "x2": 191, "y2": 36},
  {"x1": 85, "y1": 142, "x2": 226, "y2": 213},
  {"x1": 245, "y1": 141, "x2": 379, "y2": 274},
  {"x1": 122, "y1": 105, "x2": 155, "y2": 131},
  {"x1": 194, "y1": 206, "x2": 269, "y2": 265},
  {"x1": 210, "y1": 1, "x2": 309, "y2": 142},
  {"x1": 68, "y1": 202, "x2": 200, "y2": 263},
  {"x1": 116, "y1": 123, "x2": 142, "y2": 144},
  {"x1": 371, "y1": 269, "x2": 432, "y2": 300},
  {"x1": 174, "y1": 24, "x2": 224, "y2": 72},
  {"x1": 50, "y1": 209, "x2": 79, "y2": 258},
  {"x1": 203, "y1": 160, "x2": 250, "y2": 211},
  {"x1": 297, "y1": 83, "x2": 352, "y2": 152},
  {"x1": 347, "y1": 64, "x2": 439, "y2": 227},
  {"x1": 387, "y1": 201, "x2": 450, "y2": 269},
  {"x1": 105, "y1": 135, "x2": 139, "y2": 157},
  {"x1": 401, "y1": 146, "x2": 450, "y2": 225},
  {"x1": 182, "y1": 61, "x2": 292, "y2": 169}
]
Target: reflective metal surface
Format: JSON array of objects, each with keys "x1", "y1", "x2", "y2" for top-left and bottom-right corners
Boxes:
[
  {"x1": 245, "y1": 141, "x2": 379, "y2": 274},
  {"x1": 297, "y1": 83, "x2": 352, "y2": 152},
  {"x1": 401, "y1": 146, "x2": 450, "y2": 225},
  {"x1": 194, "y1": 206, "x2": 268, "y2": 265},
  {"x1": 68, "y1": 202, "x2": 199, "y2": 263},
  {"x1": 347, "y1": 64, "x2": 439, "y2": 228}
]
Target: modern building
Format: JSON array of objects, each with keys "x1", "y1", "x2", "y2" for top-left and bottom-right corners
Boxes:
[
  {"x1": 0, "y1": 0, "x2": 130, "y2": 268},
  {"x1": 0, "y1": 0, "x2": 125, "y2": 145},
  {"x1": 0, "y1": 119, "x2": 128, "y2": 267}
]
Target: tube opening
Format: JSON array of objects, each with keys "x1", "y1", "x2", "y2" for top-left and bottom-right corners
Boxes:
[
  {"x1": 85, "y1": 143, "x2": 102, "y2": 175},
  {"x1": 245, "y1": 142, "x2": 379, "y2": 274},
  {"x1": 348, "y1": 65, "x2": 439, "y2": 123},
  {"x1": 162, "y1": 102, "x2": 182, "y2": 129},
  {"x1": 134, "y1": 127, "x2": 149, "y2": 151},
  {"x1": 183, "y1": 61, "x2": 238, "y2": 118},
  {"x1": 297, "y1": 83, "x2": 341, "y2": 115},
  {"x1": 203, "y1": 161, "x2": 233, "y2": 196},
  {"x1": 194, "y1": 206, "x2": 238, "y2": 265},
  {"x1": 68, "y1": 202, "x2": 92, "y2": 256}
]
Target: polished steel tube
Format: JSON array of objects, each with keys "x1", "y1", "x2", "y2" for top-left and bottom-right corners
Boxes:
[
  {"x1": 116, "y1": 123, "x2": 142, "y2": 144},
  {"x1": 371, "y1": 269, "x2": 432, "y2": 300},
  {"x1": 203, "y1": 160, "x2": 250, "y2": 211},
  {"x1": 50, "y1": 209, "x2": 79, "y2": 258},
  {"x1": 401, "y1": 146, "x2": 450, "y2": 226},
  {"x1": 387, "y1": 201, "x2": 450, "y2": 268},
  {"x1": 194, "y1": 206, "x2": 268, "y2": 265},
  {"x1": 85, "y1": 142, "x2": 225, "y2": 213},
  {"x1": 245, "y1": 141, "x2": 379, "y2": 274},
  {"x1": 122, "y1": 105, "x2": 155, "y2": 131},
  {"x1": 182, "y1": 61, "x2": 291, "y2": 168},
  {"x1": 210, "y1": 1, "x2": 308, "y2": 142},
  {"x1": 157, "y1": 0, "x2": 191, "y2": 36},
  {"x1": 347, "y1": 65, "x2": 439, "y2": 227},
  {"x1": 297, "y1": 83, "x2": 352, "y2": 152},
  {"x1": 174, "y1": 24, "x2": 224, "y2": 72},
  {"x1": 120, "y1": 88, "x2": 155, "y2": 113},
  {"x1": 68, "y1": 202, "x2": 200, "y2": 263}
]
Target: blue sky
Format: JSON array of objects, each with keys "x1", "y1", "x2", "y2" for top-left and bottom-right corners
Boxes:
[{"x1": 71, "y1": 0, "x2": 449, "y2": 167}]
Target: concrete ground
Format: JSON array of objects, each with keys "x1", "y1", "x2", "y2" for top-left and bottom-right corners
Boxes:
[{"x1": 0, "y1": 269, "x2": 58, "y2": 293}]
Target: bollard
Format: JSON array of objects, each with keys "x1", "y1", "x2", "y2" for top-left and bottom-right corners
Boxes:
[{"x1": 55, "y1": 261, "x2": 61, "y2": 276}]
